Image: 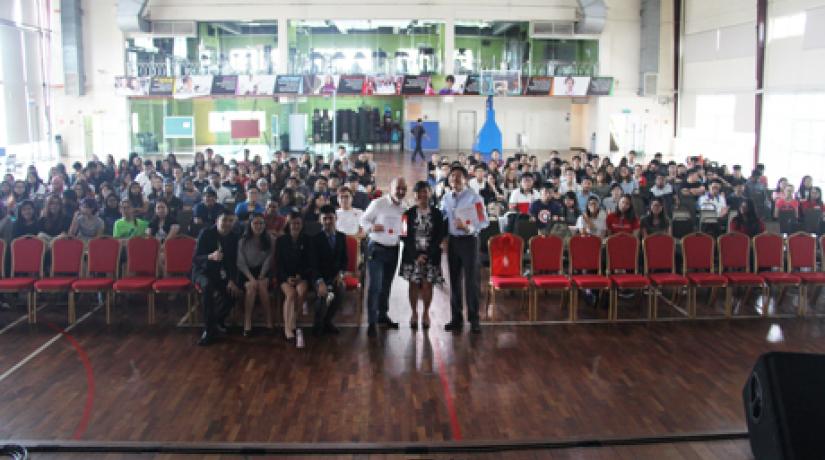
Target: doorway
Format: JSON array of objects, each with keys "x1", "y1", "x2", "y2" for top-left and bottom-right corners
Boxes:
[{"x1": 457, "y1": 110, "x2": 477, "y2": 152}]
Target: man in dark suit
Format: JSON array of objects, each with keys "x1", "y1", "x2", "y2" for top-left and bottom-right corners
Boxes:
[
  {"x1": 191, "y1": 211, "x2": 241, "y2": 346},
  {"x1": 310, "y1": 205, "x2": 348, "y2": 336}
]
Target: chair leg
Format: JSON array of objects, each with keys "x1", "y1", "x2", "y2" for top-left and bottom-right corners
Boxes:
[
  {"x1": 106, "y1": 292, "x2": 112, "y2": 325},
  {"x1": 68, "y1": 292, "x2": 76, "y2": 325},
  {"x1": 490, "y1": 288, "x2": 496, "y2": 321},
  {"x1": 799, "y1": 284, "x2": 807, "y2": 317},
  {"x1": 148, "y1": 293, "x2": 156, "y2": 324},
  {"x1": 724, "y1": 287, "x2": 733, "y2": 318},
  {"x1": 688, "y1": 287, "x2": 696, "y2": 318},
  {"x1": 608, "y1": 288, "x2": 616, "y2": 322},
  {"x1": 29, "y1": 291, "x2": 35, "y2": 324},
  {"x1": 532, "y1": 289, "x2": 538, "y2": 322},
  {"x1": 569, "y1": 289, "x2": 577, "y2": 322},
  {"x1": 651, "y1": 287, "x2": 658, "y2": 320}
]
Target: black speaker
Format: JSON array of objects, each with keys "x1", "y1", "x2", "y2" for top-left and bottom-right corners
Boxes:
[{"x1": 743, "y1": 352, "x2": 825, "y2": 460}]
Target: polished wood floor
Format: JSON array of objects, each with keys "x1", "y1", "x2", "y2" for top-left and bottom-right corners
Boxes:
[{"x1": 0, "y1": 154, "x2": 821, "y2": 459}]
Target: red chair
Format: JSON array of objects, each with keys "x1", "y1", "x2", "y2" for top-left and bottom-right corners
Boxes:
[
  {"x1": 682, "y1": 233, "x2": 728, "y2": 317},
  {"x1": 568, "y1": 234, "x2": 610, "y2": 322},
  {"x1": 787, "y1": 232, "x2": 825, "y2": 316},
  {"x1": 113, "y1": 237, "x2": 160, "y2": 323},
  {"x1": 0, "y1": 236, "x2": 45, "y2": 323},
  {"x1": 606, "y1": 233, "x2": 651, "y2": 321},
  {"x1": 718, "y1": 232, "x2": 765, "y2": 317},
  {"x1": 754, "y1": 233, "x2": 801, "y2": 316},
  {"x1": 643, "y1": 234, "x2": 689, "y2": 319},
  {"x1": 34, "y1": 236, "x2": 84, "y2": 324},
  {"x1": 153, "y1": 236, "x2": 197, "y2": 324},
  {"x1": 529, "y1": 235, "x2": 570, "y2": 321},
  {"x1": 487, "y1": 233, "x2": 530, "y2": 321},
  {"x1": 72, "y1": 237, "x2": 120, "y2": 324},
  {"x1": 344, "y1": 236, "x2": 364, "y2": 322}
]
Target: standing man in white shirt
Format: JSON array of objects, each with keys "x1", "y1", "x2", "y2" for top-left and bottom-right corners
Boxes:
[
  {"x1": 360, "y1": 177, "x2": 407, "y2": 338},
  {"x1": 441, "y1": 165, "x2": 489, "y2": 333}
]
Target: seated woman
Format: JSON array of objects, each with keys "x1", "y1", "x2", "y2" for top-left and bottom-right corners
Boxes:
[
  {"x1": 576, "y1": 196, "x2": 607, "y2": 237},
  {"x1": 238, "y1": 213, "x2": 274, "y2": 337},
  {"x1": 640, "y1": 197, "x2": 671, "y2": 237},
  {"x1": 146, "y1": 200, "x2": 180, "y2": 242},
  {"x1": 729, "y1": 198, "x2": 765, "y2": 237},
  {"x1": 276, "y1": 211, "x2": 311, "y2": 343},
  {"x1": 13, "y1": 200, "x2": 40, "y2": 238},
  {"x1": 606, "y1": 194, "x2": 640, "y2": 237},
  {"x1": 113, "y1": 199, "x2": 149, "y2": 239},
  {"x1": 69, "y1": 198, "x2": 105, "y2": 241},
  {"x1": 38, "y1": 194, "x2": 71, "y2": 241}
]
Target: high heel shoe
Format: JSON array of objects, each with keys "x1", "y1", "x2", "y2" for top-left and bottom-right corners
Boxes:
[
  {"x1": 422, "y1": 314, "x2": 430, "y2": 329},
  {"x1": 410, "y1": 315, "x2": 419, "y2": 330}
]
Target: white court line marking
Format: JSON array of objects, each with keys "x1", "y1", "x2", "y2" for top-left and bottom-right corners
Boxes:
[
  {"x1": 0, "y1": 303, "x2": 52, "y2": 336},
  {"x1": 0, "y1": 304, "x2": 102, "y2": 384}
]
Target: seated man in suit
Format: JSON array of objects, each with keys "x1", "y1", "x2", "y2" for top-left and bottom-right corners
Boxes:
[{"x1": 310, "y1": 204, "x2": 348, "y2": 336}]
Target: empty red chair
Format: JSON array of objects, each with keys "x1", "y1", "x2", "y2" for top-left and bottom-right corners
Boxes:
[
  {"x1": 787, "y1": 232, "x2": 825, "y2": 315},
  {"x1": 606, "y1": 233, "x2": 651, "y2": 321},
  {"x1": 682, "y1": 233, "x2": 728, "y2": 317},
  {"x1": 34, "y1": 236, "x2": 84, "y2": 324},
  {"x1": 0, "y1": 236, "x2": 45, "y2": 323},
  {"x1": 529, "y1": 235, "x2": 570, "y2": 321},
  {"x1": 718, "y1": 232, "x2": 765, "y2": 317},
  {"x1": 643, "y1": 234, "x2": 689, "y2": 319},
  {"x1": 72, "y1": 236, "x2": 120, "y2": 324},
  {"x1": 343, "y1": 236, "x2": 364, "y2": 322},
  {"x1": 153, "y1": 236, "x2": 197, "y2": 324},
  {"x1": 568, "y1": 234, "x2": 609, "y2": 322},
  {"x1": 487, "y1": 233, "x2": 529, "y2": 321},
  {"x1": 113, "y1": 237, "x2": 160, "y2": 323},
  {"x1": 754, "y1": 233, "x2": 801, "y2": 315}
]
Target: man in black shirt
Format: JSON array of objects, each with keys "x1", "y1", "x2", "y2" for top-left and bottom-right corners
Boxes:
[
  {"x1": 192, "y1": 211, "x2": 241, "y2": 345},
  {"x1": 411, "y1": 118, "x2": 426, "y2": 162}
]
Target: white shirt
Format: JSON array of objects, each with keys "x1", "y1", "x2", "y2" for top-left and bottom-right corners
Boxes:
[
  {"x1": 508, "y1": 188, "x2": 540, "y2": 205},
  {"x1": 559, "y1": 181, "x2": 581, "y2": 194},
  {"x1": 576, "y1": 210, "x2": 607, "y2": 237},
  {"x1": 698, "y1": 193, "x2": 727, "y2": 217},
  {"x1": 207, "y1": 185, "x2": 233, "y2": 205},
  {"x1": 468, "y1": 177, "x2": 485, "y2": 193},
  {"x1": 336, "y1": 208, "x2": 364, "y2": 236},
  {"x1": 360, "y1": 195, "x2": 404, "y2": 246}
]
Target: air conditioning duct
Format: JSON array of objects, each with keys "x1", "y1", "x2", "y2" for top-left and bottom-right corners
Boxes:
[
  {"x1": 62, "y1": 0, "x2": 85, "y2": 96},
  {"x1": 150, "y1": 21, "x2": 198, "y2": 37},
  {"x1": 117, "y1": 0, "x2": 150, "y2": 33},
  {"x1": 576, "y1": 0, "x2": 607, "y2": 35}
]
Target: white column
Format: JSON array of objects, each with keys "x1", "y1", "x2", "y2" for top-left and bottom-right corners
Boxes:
[
  {"x1": 443, "y1": 18, "x2": 455, "y2": 75},
  {"x1": 277, "y1": 17, "x2": 289, "y2": 74}
]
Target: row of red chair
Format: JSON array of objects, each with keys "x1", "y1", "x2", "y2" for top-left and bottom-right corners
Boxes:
[
  {"x1": 0, "y1": 236, "x2": 197, "y2": 325},
  {"x1": 487, "y1": 232, "x2": 825, "y2": 321}
]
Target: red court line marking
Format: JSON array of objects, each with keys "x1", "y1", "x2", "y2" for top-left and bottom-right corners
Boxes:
[
  {"x1": 47, "y1": 323, "x2": 95, "y2": 440},
  {"x1": 433, "y1": 338, "x2": 463, "y2": 441}
]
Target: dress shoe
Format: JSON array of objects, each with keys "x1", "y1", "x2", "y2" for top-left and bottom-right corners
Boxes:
[
  {"x1": 242, "y1": 329, "x2": 252, "y2": 338},
  {"x1": 197, "y1": 332, "x2": 216, "y2": 346},
  {"x1": 471, "y1": 323, "x2": 482, "y2": 334},
  {"x1": 367, "y1": 324, "x2": 377, "y2": 337},
  {"x1": 312, "y1": 325, "x2": 324, "y2": 337},
  {"x1": 216, "y1": 321, "x2": 228, "y2": 335},
  {"x1": 444, "y1": 321, "x2": 463, "y2": 332},
  {"x1": 323, "y1": 323, "x2": 340, "y2": 334},
  {"x1": 378, "y1": 317, "x2": 399, "y2": 329}
]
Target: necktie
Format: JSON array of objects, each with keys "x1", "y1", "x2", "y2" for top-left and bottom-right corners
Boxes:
[{"x1": 328, "y1": 233, "x2": 335, "y2": 250}]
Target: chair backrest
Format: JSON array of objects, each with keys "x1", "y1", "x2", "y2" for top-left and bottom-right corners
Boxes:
[
  {"x1": 126, "y1": 237, "x2": 160, "y2": 277},
  {"x1": 787, "y1": 232, "x2": 816, "y2": 272},
  {"x1": 11, "y1": 236, "x2": 45, "y2": 277},
  {"x1": 345, "y1": 235, "x2": 359, "y2": 273},
  {"x1": 529, "y1": 235, "x2": 564, "y2": 274},
  {"x1": 478, "y1": 220, "x2": 501, "y2": 254},
  {"x1": 514, "y1": 219, "x2": 539, "y2": 251},
  {"x1": 164, "y1": 236, "x2": 196, "y2": 276},
  {"x1": 644, "y1": 233, "x2": 676, "y2": 273},
  {"x1": 87, "y1": 237, "x2": 121, "y2": 277},
  {"x1": 606, "y1": 232, "x2": 639, "y2": 274},
  {"x1": 754, "y1": 232, "x2": 785, "y2": 272},
  {"x1": 488, "y1": 233, "x2": 524, "y2": 277},
  {"x1": 682, "y1": 232, "x2": 715, "y2": 273},
  {"x1": 568, "y1": 234, "x2": 602, "y2": 274},
  {"x1": 718, "y1": 232, "x2": 751, "y2": 273},
  {"x1": 51, "y1": 236, "x2": 84, "y2": 276}
]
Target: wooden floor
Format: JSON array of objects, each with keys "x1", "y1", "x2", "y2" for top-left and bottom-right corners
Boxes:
[{"x1": 0, "y1": 154, "x2": 821, "y2": 459}]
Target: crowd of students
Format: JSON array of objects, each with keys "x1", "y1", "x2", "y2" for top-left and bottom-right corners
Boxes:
[{"x1": 0, "y1": 145, "x2": 821, "y2": 345}]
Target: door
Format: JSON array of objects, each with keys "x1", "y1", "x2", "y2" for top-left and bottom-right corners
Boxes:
[{"x1": 457, "y1": 110, "x2": 477, "y2": 152}]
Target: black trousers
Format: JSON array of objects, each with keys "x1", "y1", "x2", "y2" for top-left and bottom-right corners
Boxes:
[
  {"x1": 313, "y1": 278, "x2": 345, "y2": 327},
  {"x1": 412, "y1": 141, "x2": 425, "y2": 161},
  {"x1": 447, "y1": 235, "x2": 481, "y2": 325},
  {"x1": 194, "y1": 273, "x2": 234, "y2": 336}
]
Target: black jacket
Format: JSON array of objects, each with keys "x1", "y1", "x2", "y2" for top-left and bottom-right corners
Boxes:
[
  {"x1": 400, "y1": 206, "x2": 446, "y2": 265},
  {"x1": 275, "y1": 232, "x2": 313, "y2": 282},
  {"x1": 192, "y1": 225, "x2": 239, "y2": 283},
  {"x1": 310, "y1": 230, "x2": 348, "y2": 284}
]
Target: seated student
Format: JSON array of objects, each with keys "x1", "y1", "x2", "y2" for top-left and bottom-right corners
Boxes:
[
  {"x1": 192, "y1": 189, "x2": 225, "y2": 229},
  {"x1": 263, "y1": 199, "x2": 287, "y2": 236},
  {"x1": 508, "y1": 172, "x2": 540, "y2": 214},
  {"x1": 575, "y1": 178, "x2": 599, "y2": 214},
  {"x1": 799, "y1": 186, "x2": 824, "y2": 233},
  {"x1": 698, "y1": 181, "x2": 729, "y2": 218},
  {"x1": 276, "y1": 211, "x2": 312, "y2": 343},
  {"x1": 0, "y1": 203, "x2": 12, "y2": 247},
  {"x1": 146, "y1": 200, "x2": 180, "y2": 242},
  {"x1": 467, "y1": 165, "x2": 486, "y2": 194},
  {"x1": 234, "y1": 186, "x2": 264, "y2": 220},
  {"x1": 101, "y1": 193, "x2": 121, "y2": 235},
  {"x1": 12, "y1": 200, "x2": 39, "y2": 238},
  {"x1": 69, "y1": 198, "x2": 104, "y2": 241},
  {"x1": 774, "y1": 183, "x2": 799, "y2": 219},
  {"x1": 606, "y1": 195, "x2": 640, "y2": 236},
  {"x1": 576, "y1": 196, "x2": 607, "y2": 237},
  {"x1": 237, "y1": 213, "x2": 274, "y2": 337},
  {"x1": 309, "y1": 205, "x2": 349, "y2": 336},
  {"x1": 38, "y1": 194, "x2": 71, "y2": 240},
  {"x1": 729, "y1": 199, "x2": 765, "y2": 237},
  {"x1": 113, "y1": 199, "x2": 149, "y2": 239},
  {"x1": 558, "y1": 168, "x2": 581, "y2": 194},
  {"x1": 601, "y1": 183, "x2": 623, "y2": 213},
  {"x1": 529, "y1": 186, "x2": 563, "y2": 232},
  {"x1": 640, "y1": 197, "x2": 671, "y2": 237},
  {"x1": 559, "y1": 191, "x2": 581, "y2": 228}
]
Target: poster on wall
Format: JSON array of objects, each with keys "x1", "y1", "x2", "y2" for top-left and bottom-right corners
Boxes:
[
  {"x1": 436, "y1": 74, "x2": 468, "y2": 95},
  {"x1": 463, "y1": 75, "x2": 480, "y2": 95},
  {"x1": 587, "y1": 77, "x2": 614, "y2": 96},
  {"x1": 114, "y1": 77, "x2": 151, "y2": 96},
  {"x1": 551, "y1": 76, "x2": 591, "y2": 96},
  {"x1": 401, "y1": 75, "x2": 432, "y2": 95},
  {"x1": 365, "y1": 75, "x2": 403, "y2": 95},
  {"x1": 211, "y1": 75, "x2": 239, "y2": 95},
  {"x1": 522, "y1": 76, "x2": 553, "y2": 96},
  {"x1": 149, "y1": 77, "x2": 176, "y2": 96},
  {"x1": 163, "y1": 116, "x2": 194, "y2": 139},
  {"x1": 236, "y1": 75, "x2": 276, "y2": 96},
  {"x1": 275, "y1": 75, "x2": 304, "y2": 94},
  {"x1": 304, "y1": 75, "x2": 339, "y2": 95},
  {"x1": 480, "y1": 70, "x2": 521, "y2": 96},
  {"x1": 337, "y1": 75, "x2": 366, "y2": 94},
  {"x1": 174, "y1": 75, "x2": 214, "y2": 98}
]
